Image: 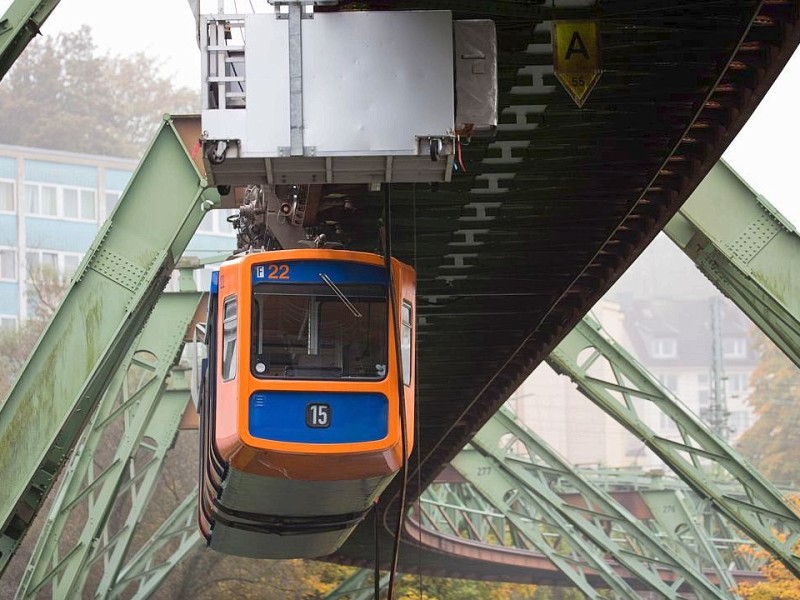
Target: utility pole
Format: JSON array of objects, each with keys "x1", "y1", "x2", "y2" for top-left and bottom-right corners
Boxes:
[{"x1": 703, "y1": 296, "x2": 730, "y2": 440}]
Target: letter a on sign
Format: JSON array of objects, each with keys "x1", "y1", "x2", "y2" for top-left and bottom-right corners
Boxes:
[{"x1": 552, "y1": 21, "x2": 601, "y2": 108}]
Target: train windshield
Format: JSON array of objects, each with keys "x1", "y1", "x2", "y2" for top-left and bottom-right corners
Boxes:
[{"x1": 251, "y1": 282, "x2": 388, "y2": 380}]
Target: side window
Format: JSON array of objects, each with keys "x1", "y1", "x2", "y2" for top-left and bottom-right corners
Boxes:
[
  {"x1": 221, "y1": 296, "x2": 237, "y2": 381},
  {"x1": 401, "y1": 301, "x2": 412, "y2": 386}
]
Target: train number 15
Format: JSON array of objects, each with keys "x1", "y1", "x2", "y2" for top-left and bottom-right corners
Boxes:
[{"x1": 306, "y1": 403, "x2": 331, "y2": 428}]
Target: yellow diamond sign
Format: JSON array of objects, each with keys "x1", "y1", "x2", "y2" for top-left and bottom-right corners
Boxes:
[{"x1": 552, "y1": 21, "x2": 602, "y2": 108}]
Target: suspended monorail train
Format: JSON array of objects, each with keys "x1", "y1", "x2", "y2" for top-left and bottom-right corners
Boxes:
[{"x1": 198, "y1": 249, "x2": 416, "y2": 558}]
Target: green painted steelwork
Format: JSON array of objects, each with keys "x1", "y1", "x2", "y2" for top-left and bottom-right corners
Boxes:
[
  {"x1": 107, "y1": 490, "x2": 199, "y2": 600},
  {"x1": 324, "y1": 569, "x2": 389, "y2": 600},
  {"x1": 0, "y1": 117, "x2": 217, "y2": 576},
  {"x1": 453, "y1": 408, "x2": 735, "y2": 598},
  {"x1": 665, "y1": 160, "x2": 800, "y2": 369},
  {"x1": 14, "y1": 291, "x2": 201, "y2": 599},
  {"x1": 0, "y1": 0, "x2": 61, "y2": 79},
  {"x1": 547, "y1": 315, "x2": 800, "y2": 579},
  {"x1": 451, "y1": 447, "x2": 637, "y2": 599}
]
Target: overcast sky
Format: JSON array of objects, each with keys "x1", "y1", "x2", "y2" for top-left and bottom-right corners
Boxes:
[{"x1": 0, "y1": 0, "x2": 797, "y2": 228}]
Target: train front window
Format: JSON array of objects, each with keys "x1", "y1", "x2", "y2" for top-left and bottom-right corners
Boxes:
[{"x1": 251, "y1": 282, "x2": 388, "y2": 380}]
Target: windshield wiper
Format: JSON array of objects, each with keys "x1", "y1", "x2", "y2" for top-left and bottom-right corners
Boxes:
[{"x1": 319, "y1": 273, "x2": 362, "y2": 317}]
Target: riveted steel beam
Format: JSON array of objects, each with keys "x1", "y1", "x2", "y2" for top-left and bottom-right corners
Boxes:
[
  {"x1": 0, "y1": 0, "x2": 61, "y2": 80},
  {"x1": 106, "y1": 491, "x2": 200, "y2": 600},
  {"x1": 548, "y1": 315, "x2": 800, "y2": 578},
  {"x1": 0, "y1": 116, "x2": 217, "y2": 576},
  {"x1": 465, "y1": 408, "x2": 736, "y2": 598},
  {"x1": 665, "y1": 160, "x2": 800, "y2": 369},
  {"x1": 324, "y1": 569, "x2": 389, "y2": 600},
  {"x1": 444, "y1": 410, "x2": 732, "y2": 598},
  {"x1": 14, "y1": 291, "x2": 201, "y2": 599}
]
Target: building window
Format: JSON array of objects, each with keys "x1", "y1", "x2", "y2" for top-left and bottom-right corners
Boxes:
[
  {"x1": 657, "y1": 373, "x2": 678, "y2": 393},
  {"x1": 106, "y1": 191, "x2": 121, "y2": 215},
  {"x1": 0, "y1": 180, "x2": 15, "y2": 212},
  {"x1": 697, "y1": 373, "x2": 709, "y2": 409},
  {"x1": 0, "y1": 248, "x2": 16, "y2": 281},
  {"x1": 198, "y1": 209, "x2": 237, "y2": 235},
  {"x1": 401, "y1": 301, "x2": 413, "y2": 386},
  {"x1": 26, "y1": 183, "x2": 97, "y2": 221},
  {"x1": 41, "y1": 185, "x2": 57, "y2": 216},
  {"x1": 221, "y1": 296, "x2": 237, "y2": 381},
  {"x1": 26, "y1": 184, "x2": 39, "y2": 213},
  {"x1": 0, "y1": 315, "x2": 17, "y2": 330},
  {"x1": 26, "y1": 250, "x2": 82, "y2": 277},
  {"x1": 651, "y1": 338, "x2": 677, "y2": 359},
  {"x1": 723, "y1": 337, "x2": 747, "y2": 359},
  {"x1": 724, "y1": 372, "x2": 751, "y2": 397},
  {"x1": 729, "y1": 410, "x2": 751, "y2": 435}
]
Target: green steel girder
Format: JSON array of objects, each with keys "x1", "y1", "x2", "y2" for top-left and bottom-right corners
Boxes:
[
  {"x1": 0, "y1": 0, "x2": 61, "y2": 80},
  {"x1": 638, "y1": 489, "x2": 737, "y2": 591},
  {"x1": 443, "y1": 450, "x2": 641, "y2": 598},
  {"x1": 665, "y1": 161, "x2": 800, "y2": 369},
  {"x1": 0, "y1": 116, "x2": 217, "y2": 577},
  {"x1": 576, "y1": 469, "x2": 761, "y2": 573},
  {"x1": 14, "y1": 290, "x2": 201, "y2": 599},
  {"x1": 324, "y1": 569, "x2": 389, "y2": 600},
  {"x1": 547, "y1": 315, "x2": 800, "y2": 579},
  {"x1": 107, "y1": 490, "x2": 200, "y2": 600},
  {"x1": 456, "y1": 408, "x2": 735, "y2": 599},
  {"x1": 91, "y1": 383, "x2": 195, "y2": 600}
]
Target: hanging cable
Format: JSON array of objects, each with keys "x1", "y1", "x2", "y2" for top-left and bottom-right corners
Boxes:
[
  {"x1": 374, "y1": 501, "x2": 381, "y2": 600},
  {"x1": 383, "y1": 183, "x2": 409, "y2": 600},
  {"x1": 412, "y1": 183, "x2": 422, "y2": 599}
]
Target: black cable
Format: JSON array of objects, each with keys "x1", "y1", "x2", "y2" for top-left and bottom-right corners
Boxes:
[
  {"x1": 413, "y1": 183, "x2": 422, "y2": 599},
  {"x1": 374, "y1": 501, "x2": 381, "y2": 600},
  {"x1": 384, "y1": 183, "x2": 409, "y2": 600}
]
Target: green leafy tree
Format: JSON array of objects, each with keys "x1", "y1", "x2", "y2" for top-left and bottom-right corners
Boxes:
[
  {"x1": 0, "y1": 26, "x2": 198, "y2": 158},
  {"x1": 393, "y1": 573, "x2": 538, "y2": 600},
  {"x1": 737, "y1": 332, "x2": 800, "y2": 485}
]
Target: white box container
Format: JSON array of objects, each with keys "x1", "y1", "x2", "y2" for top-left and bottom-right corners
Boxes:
[{"x1": 202, "y1": 10, "x2": 456, "y2": 185}]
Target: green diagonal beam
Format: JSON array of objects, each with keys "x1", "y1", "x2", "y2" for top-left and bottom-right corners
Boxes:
[
  {"x1": 0, "y1": 116, "x2": 216, "y2": 576},
  {"x1": 548, "y1": 316, "x2": 800, "y2": 578},
  {"x1": 14, "y1": 291, "x2": 201, "y2": 599},
  {"x1": 324, "y1": 569, "x2": 389, "y2": 600},
  {"x1": 451, "y1": 449, "x2": 640, "y2": 599},
  {"x1": 469, "y1": 408, "x2": 735, "y2": 598},
  {"x1": 0, "y1": 0, "x2": 61, "y2": 79},
  {"x1": 108, "y1": 490, "x2": 200, "y2": 600},
  {"x1": 665, "y1": 160, "x2": 800, "y2": 369}
]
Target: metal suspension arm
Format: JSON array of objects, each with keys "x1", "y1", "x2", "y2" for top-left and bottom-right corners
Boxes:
[
  {"x1": 548, "y1": 315, "x2": 800, "y2": 578},
  {"x1": 467, "y1": 408, "x2": 737, "y2": 598},
  {"x1": 15, "y1": 292, "x2": 202, "y2": 599},
  {"x1": 0, "y1": 115, "x2": 216, "y2": 576},
  {"x1": 107, "y1": 491, "x2": 200, "y2": 600},
  {"x1": 0, "y1": 0, "x2": 61, "y2": 79},
  {"x1": 665, "y1": 160, "x2": 800, "y2": 368}
]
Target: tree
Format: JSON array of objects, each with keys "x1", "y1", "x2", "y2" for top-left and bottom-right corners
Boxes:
[
  {"x1": 0, "y1": 26, "x2": 198, "y2": 158},
  {"x1": 393, "y1": 573, "x2": 539, "y2": 600},
  {"x1": 736, "y1": 497, "x2": 800, "y2": 599},
  {"x1": 0, "y1": 263, "x2": 69, "y2": 396},
  {"x1": 736, "y1": 332, "x2": 800, "y2": 485}
]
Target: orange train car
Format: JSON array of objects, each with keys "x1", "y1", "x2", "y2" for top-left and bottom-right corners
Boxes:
[{"x1": 198, "y1": 249, "x2": 416, "y2": 558}]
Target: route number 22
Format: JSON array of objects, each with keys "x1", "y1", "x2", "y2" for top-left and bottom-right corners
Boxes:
[{"x1": 259, "y1": 264, "x2": 290, "y2": 280}]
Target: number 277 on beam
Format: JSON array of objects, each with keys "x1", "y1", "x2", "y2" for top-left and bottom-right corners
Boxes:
[{"x1": 552, "y1": 21, "x2": 602, "y2": 108}]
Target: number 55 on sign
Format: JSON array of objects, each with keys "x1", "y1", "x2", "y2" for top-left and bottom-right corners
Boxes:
[{"x1": 552, "y1": 21, "x2": 602, "y2": 108}]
